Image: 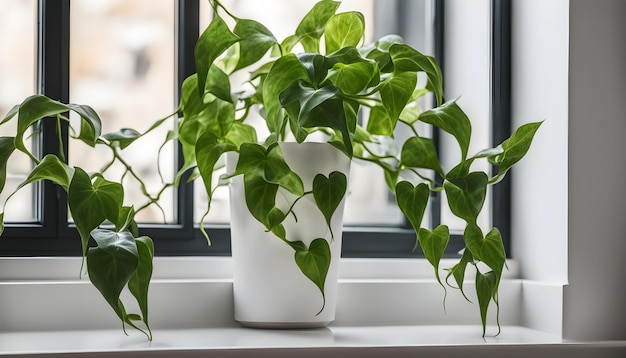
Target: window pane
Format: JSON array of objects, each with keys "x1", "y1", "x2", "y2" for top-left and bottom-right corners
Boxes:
[
  {"x1": 195, "y1": 0, "x2": 429, "y2": 227},
  {"x1": 69, "y1": 0, "x2": 176, "y2": 223},
  {"x1": 0, "y1": 0, "x2": 37, "y2": 222}
]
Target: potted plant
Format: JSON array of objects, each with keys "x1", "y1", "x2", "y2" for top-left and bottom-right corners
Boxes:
[
  {"x1": 0, "y1": 0, "x2": 542, "y2": 339},
  {"x1": 178, "y1": 0, "x2": 542, "y2": 335}
]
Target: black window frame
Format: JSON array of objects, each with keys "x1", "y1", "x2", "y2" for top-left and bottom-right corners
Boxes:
[{"x1": 0, "y1": 0, "x2": 511, "y2": 258}]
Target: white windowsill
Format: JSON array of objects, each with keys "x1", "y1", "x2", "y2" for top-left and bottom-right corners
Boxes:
[{"x1": 1, "y1": 256, "x2": 611, "y2": 357}]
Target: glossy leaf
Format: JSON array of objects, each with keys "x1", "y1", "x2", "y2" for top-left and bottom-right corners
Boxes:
[
  {"x1": 291, "y1": 238, "x2": 332, "y2": 314},
  {"x1": 68, "y1": 168, "x2": 124, "y2": 254},
  {"x1": 263, "y1": 54, "x2": 309, "y2": 131},
  {"x1": 419, "y1": 100, "x2": 472, "y2": 161},
  {"x1": 324, "y1": 11, "x2": 365, "y2": 54},
  {"x1": 401, "y1": 136, "x2": 443, "y2": 175},
  {"x1": 128, "y1": 236, "x2": 154, "y2": 338},
  {"x1": 233, "y1": 19, "x2": 278, "y2": 71},
  {"x1": 418, "y1": 225, "x2": 450, "y2": 287},
  {"x1": 445, "y1": 248, "x2": 474, "y2": 301},
  {"x1": 195, "y1": 132, "x2": 236, "y2": 202},
  {"x1": 194, "y1": 15, "x2": 239, "y2": 96},
  {"x1": 66, "y1": 103, "x2": 103, "y2": 147},
  {"x1": 395, "y1": 181, "x2": 429, "y2": 233},
  {"x1": 491, "y1": 121, "x2": 543, "y2": 183},
  {"x1": 291, "y1": 0, "x2": 340, "y2": 53},
  {"x1": 0, "y1": 137, "x2": 15, "y2": 193},
  {"x1": 204, "y1": 65, "x2": 232, "y2": 103},
  {"x1": 312, "y1": 171, "x2": 347, "y2": 239},
  {"x1": 243, "y1": 173, "x2": 279, "y2": 230},
  {"x1": 264, "y1": 144, "x2": 305, "y2": 195},
  {"x1": 366, "y1": 106, "x2": 394, "y2": 136},
  {"x1": 475, "y1": 270, "x2": 499, "y2": 337},
  {"x1": 327, "y1": 61, "x2": 377, "y2": 95},
  {"x1": 464, "y1": 224, "x2": 506, "y2": 276},
  {"x1": 87, "y1": 229, "x2": 138, "y2": 324},
  {"x1": 14, "y1": 95, "x2": 68, "y2": 156},
  {"x1": 223, "y1": 121, "x2": 258, "y2": 148},
  {"x1": 379, "y1": 71, "x2": 417, "y2": 124},
  {"x1": 390, "y1": 44, "x2": 444, "y2": 105},
  {"x1": 443, "y1": 172, "x2": 488, "y2": 224},
  {"x1": 103, "y1": 128, "x2": 141, "y2": 149},
  {"x1": 17, "y1": 154, "x2": 74, "y2": 192}
]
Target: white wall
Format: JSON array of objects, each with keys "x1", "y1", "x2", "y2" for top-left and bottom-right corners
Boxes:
[
  {"x1": 564, "y1": 0, "x2": 626, "y2": 341},
  {"x1": 513, "y1": 0, "x2": 626, "y2": 341}
]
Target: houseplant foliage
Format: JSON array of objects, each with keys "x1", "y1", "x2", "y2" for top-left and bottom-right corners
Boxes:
[
  {"x1": 178, "y1": 0, "x2": 541, "y2": 335},
  {"x1": 0, "y1": 95, "x2": 178, "y2": 340},
  {"x1": 0, "y1": 0, "x2": 542, "y2": 339}
]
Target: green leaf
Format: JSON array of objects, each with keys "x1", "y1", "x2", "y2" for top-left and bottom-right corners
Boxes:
[
  {"x1": 195, "y1": 132, "x2": 236, "y2": 202},
  {"x1": 103, "y1": 128, "x2": 141, "y2": 149},
  {"x1": 195, "y1": 15, "x2": 240, "y2": 96},
  {"x1": 223, "y1": 121, "x2": 258, "y2": 148},
  {"x1": 67, "y1": 103, "x2": 103, "y2": 147},
  {"x1": 366, "y1": 106, "x2": 394, "y2": 136},
  {"x1": 0, "y1": 137, "x2": 16, "y2": 193},
  {"x1": 204, "y1": 65, "x2": 232, "y2": 103},
  {"x1": 418, "y1": 225, "x2": 450, "y2": 287},
  {"x1": 243, "y1": 173, "x2": 280, "y2": 230},
  {"x1": 128, "y1": 236, "x2": 154, "y2": 338},
  {"x1": 445, "y1": 248, "x2": 474, "y2": 301},
  {"x1": 420, "y1": 100, "x2": 472, "y2": 161},
  {"x1": 327, "y1": 61, "x2": 377, "y2": 95},
  {"x1": 87, "y1": 229, "x2": 138, "y2": 322},
  {"x1": 463, "y1": 224, "x2": 506, "y2": 276},
  {"x1": 69, "y1": 168, "x2": 124, "y2": 255},
  {"x1": 233, "y1": 19, "x2": 278, "y2": 71},
  {"x1": 443, "y1": 172, "x2": 488, "y2": 224},
  {"x1": 0, "y1": 104, "x2": 19, "y2": 125},
  {"x1": 291, "y1": 0, "x2": 340, "y2": 53},
  {"x1": 291, "y1": 238, "x2": 332, "y2": 314},
  {"x1": 395, "y1": 181, "x2": 429, "y2": 233},
  {"x1": 324, "y1": 11, "x2": 365, "y2": 54},
  {"x1": 264, "y1": 144, "x2": 305, "y2": 196},
  {"x1": 475, "y1": 270, "x2": 499, "y2": 337},
  {"x1": 491, "y1": 121, "x2": 543, "y2": 183},
  {"x1": 312, "y1": 171, "x2": 347, "y2": 239},
  {"x1": 263, "y1": 54, "x2": 309, "y2": 131},
  {"x1": 15, "y1": 95, "x2": 68, "y2": 156},
  {"x1": 390, "y1": 44, "x2": 444, "y2": 105},
  {"x1": 379, "y1": 71, "x2": 417, "y2": 123},
  {"x1": 401, "y1": 136, "x2": 443, "y2": 175},
  {"x1": 17, "y1": 154, "x2": 74, "y2": 192}
]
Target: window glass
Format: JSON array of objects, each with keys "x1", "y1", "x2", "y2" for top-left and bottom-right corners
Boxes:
[
  {"x1": 0, "y1": 0, "x2": 37, "y2": 222},
  {"x1": 69, "y1": 0, "x2": 177, "y2": 223}
]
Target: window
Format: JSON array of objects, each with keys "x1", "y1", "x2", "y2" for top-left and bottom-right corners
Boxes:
[{"x1": 0, "y1": 0, "x2": 510, "y2": 258}]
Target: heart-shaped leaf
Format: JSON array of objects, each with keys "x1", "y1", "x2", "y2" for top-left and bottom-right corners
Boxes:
[
  {"x1": 312, "y1": 171, "x2": 347, "y2": 239},
  {"x1": 243, "y1": 173, "x2": 280, "y2": 230},
  {"x1": 103, "y1": 128, "x2": 141, "y2": 149},
  {"x1": 401, "y1": 136, "x2": 443, "y2": 175},
  {"x1": 233, "y1": 19, "x2": 278, "y2": 71},
  {"x1": 443, "y1": 172, "x2": 488, "y2": 224},
  {"x1": 463, "y1": 224, "x2": 506, "y2": 276},
  {"x1": 291, "y1": 0, "x2": 340, "y2": 52},
  {"x1": 87, "y1": 229, "x2": 139, "y2": 322},
  {"x1": 395, "y1": 181, "x2": 429, "y2": 233},
  {"x1": 379, "y1": 71, "x2": 417, "y2": 123},
  {"x1": 324, "y1": 11, "x2": 365, "y2": 53},
  {"x1": 68, "y1": 168, "x2": 124, "y2": 254},
  {"x1": 390, "y1": 43, "x2": 444, "y2": 106},
  {"x1": 418, "y1": 225, "x2": 450, "y2": 287},
  {"x1": 263, "y1": 54, "x2": 309, "y2": 131},
  {"x1": 291, "y1": 238, "x2": 332, "y2": 315}
]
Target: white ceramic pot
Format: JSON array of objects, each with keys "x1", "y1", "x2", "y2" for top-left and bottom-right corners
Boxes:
[{"x1": 227, "y1": 142, "x2": 351, "y2": 328}]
